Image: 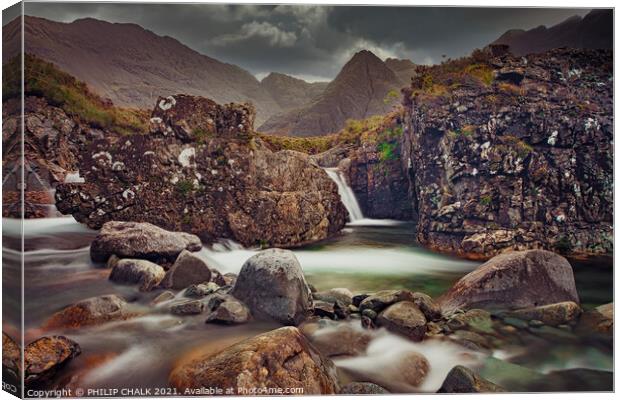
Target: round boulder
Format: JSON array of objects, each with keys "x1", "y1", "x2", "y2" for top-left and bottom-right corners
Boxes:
[
  {"x1": 377, "y1": 301, "x2": 427, "y2": 341},
  {"x1": 440, "y1": 250, "x2": 579, "y2": 313},
  {"x1": 42, "y1": 295, "x2": 132, "y2": 330},
  {"x1": 169, "y1": 327, "x2": 339, "y2": 394},
  {"x1": 90, "y1": 221, "x2": 202, "y2": 262},
  {"x1": 109, "y1": 259, "x2": 165, "y2": 291},
  {"x1": 230, "y1": 249, "x2": 312, "y2": 325}
]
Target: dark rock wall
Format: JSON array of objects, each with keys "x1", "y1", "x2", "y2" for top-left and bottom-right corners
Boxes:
[{"x1": 401, "y1": 48, "x2": 613, "y2": 259}]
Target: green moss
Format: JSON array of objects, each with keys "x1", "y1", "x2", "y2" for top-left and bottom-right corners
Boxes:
[
  {"x1": 175, "y1": 179, "x2": 194, "y2": 196},
  {"x1": 3, "y1": 54, "x2": 148, "y2": 134},
  {"x1": 378, "y1": 141, "x2": 398, "y2": 162},
  {"x1": 480, "y1": 194, "x2": 493, "y2": 206}
]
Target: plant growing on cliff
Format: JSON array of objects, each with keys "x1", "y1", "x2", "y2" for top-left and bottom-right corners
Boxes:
[
  {"x1": 480, "y1": 194, "x2": 493, "y2": 206},
  {"x1": 4, "y1": 54, "x2": 148, "y2": 135},
  {"x1": 383, "y1": 89, "x2": 400, "y2": 105},
  {"x1": 378, "y1": 141, "x2": 398, "y2": 162},
  {"x1": 175, "y1": 179, "x2": 195, "y2": 196}
]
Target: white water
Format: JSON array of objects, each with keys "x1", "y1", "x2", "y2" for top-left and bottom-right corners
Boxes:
[{"x1": 324, "y1": 167, "x2": 364, "y2": 222}]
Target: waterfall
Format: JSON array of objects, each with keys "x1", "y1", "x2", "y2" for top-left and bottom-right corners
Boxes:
[{"x1": 324, "y1": 168, "x2": 364, "y2": 222}]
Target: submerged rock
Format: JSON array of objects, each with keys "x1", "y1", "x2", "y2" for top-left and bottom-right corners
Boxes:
[
  {"x1": 90, "y1": 221, "x2": 201, "y2": 262},
  {"x1": 395, "y1": 351, "x2": 430, "y2": 387},
  {"x1": 231, "y1": 249, "x2": 313, "y2": 325},
  {"x1": 109, "y1": 259, "x2": 165, "y2": 291},
  {"x1": 151, "y1": 291, "x2": 175, "y2": 305},
  {"x1": 576, "y1": 302, "x2": 613, "y2": 336},
  {"x1": 169, "y1": 327, "x2": 339, "y2": 394},
  {"x1": 438, "y1": 365, "x2": 505, "y2": 393},
  {"x1": 506, "y1": 301, "x2": 581, "y2": 326},
  {"x1": 24, "y1": 336, "x2": 81, "y2": 385},
  {"x1": 309, "y1": 324, "x2": 372, "y2": 357},
  {"x1": 440, "y1": 250, "x2": 579, "y2": 313},
  {"x1": 42, "y1": 295, "x2": 132, "y2": 330},
  {"x1": 377, "y1": 301, "x2": 427, "y2": 341},
  {"x1": 340, "y1": 382, "x2": 389, "y2": 394},
  {"x1": 161, "y1": 250, "x2": 212, "y2": 290},
  {"x1": 170, "y1": 300, "x2": 205, "y2": 315}
]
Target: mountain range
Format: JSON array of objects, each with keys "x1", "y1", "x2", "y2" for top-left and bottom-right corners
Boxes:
[{"x1": 3, "y1": 9, "x2": 612, "y2": 135}]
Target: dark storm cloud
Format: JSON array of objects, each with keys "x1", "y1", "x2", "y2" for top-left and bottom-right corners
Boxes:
[{"x1": 20, "y1": 2, "x2": 591, "y2": 81}]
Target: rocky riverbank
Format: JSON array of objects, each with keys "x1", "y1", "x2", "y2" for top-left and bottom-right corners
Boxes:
[{"x1": 3, "y1": 221, "x2": 612, "y2": 393}]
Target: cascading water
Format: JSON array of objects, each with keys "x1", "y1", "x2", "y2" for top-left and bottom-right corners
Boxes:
[{"x1": 324, "y1": 167, "x2": 364, "y2": 222}]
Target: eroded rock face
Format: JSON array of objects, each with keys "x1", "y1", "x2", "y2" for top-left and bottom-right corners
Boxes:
[
  {"x1": 169, "y1": 327, "x2": 339, "y2": 394},
  {"x1": 24, "y1": 336, "x2": 81, "y2": 386},
  {"x1": 109, "y1": 259, "x2": 165, "y2": 291},
  {"x1": 401, "y1": 49, "x2": 612, "y2": 259},
  {"x1": 42, "y1": 295, "x2": 132, "y2": 330},
  {"x1": 440, "y1": 250, "x2": 579, "y2": 313},
  {"x1": 231, "y1": 249, "x2": 313, "y2": 325},
  {"x1": 55, "y1": 95, "x2": 346, "y2": 248},
  {"x1": 90, "y1": 221, "x2": 202, "y2": 263}
]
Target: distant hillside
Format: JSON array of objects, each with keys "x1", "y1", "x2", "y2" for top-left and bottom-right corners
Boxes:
[
  {"x1": 260, "y1": 73, "x2": 328, "y2": 113},
  {"x1": 493, "y1": 9, "x2": 612, "y2": 56},
  {"x1": 385, "y1": 58, "x2": 418, "y2": 85},
  {"x1": 259, "y1": 50, "x2": 407, "y2": 136},
  {"x1": 2, "y1": 16, "x2": 281, "y2": 124}
]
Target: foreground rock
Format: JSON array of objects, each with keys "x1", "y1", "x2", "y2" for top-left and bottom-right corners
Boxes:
[
  {"x1": 440, "y1": 250, "x2": 579, "y2": 313},
  {"x1": 90, "y1": 221, "x2": 202, "y2": 262},
  {"x1": 576, "y1": 302, "x2": 613, "y2": 336},
  {"x1": 438, "y1": 365, "x2": 505, "y2": 393},
  {"x1": 377, "y1": 301, "x2": 427, "y2": 341},
  {"x1": 309, "y1": 324, "x2": 372, "y2": 357},
  {"x1": 109, "y1": 259, "x2": 165, "y2": 291},
  {"x1": 24, "y1": 336, "x2": 81, "y2": 386},
  {"x1": 169, "y1": 327, "x2": 339, "y2": 394},
  {"x1": 56, "y1": 95, "x2": 347, "y2": 248},
  {"x1": 231, "y1": 249, "x2": 312, "y2": 325},
  {"x1": 2, "y1": 332, "x2": 20, "y2": 380},
  {"x1": 42, "y1": 295, "x2": 132, "y2": 330},
  {"x1": 506, "y1": 302, "x2": 581, "y2": 326},
  {"x1": 161, "y1": 250, "x2": 212, "y2": 290},
  {"x1": 340, "y1": 382, "x2": 389, "y2": 394}
]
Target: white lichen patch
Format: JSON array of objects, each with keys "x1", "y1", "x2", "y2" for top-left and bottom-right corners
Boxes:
[
  {"x1": 158, "y1": 96, "x2": 177, "y2": 111},
  {"x1": 92, "y1": 151, "x2": 112, "y2": 165},
  {"x1": 122, "y1": 189, "x2": 135, "y2": 200},
  {"x1": 150, "y1": 117, "x2": 163, "y2": 124},
  {"x1": 584, "y1": 117, "x2": 600, "y2": 131},
  {"x1": 178, "y1": 147, "x2": 196, "y2": 168},
  {"x1": 555, "y1": 213, "x2": 566, "y2": 223},
  {"x1": 547, "y1": 131, "x2": 558, "y2": 146},
  {"x1": 112, "y1": 161, "x2": 125, "y2": 171}
]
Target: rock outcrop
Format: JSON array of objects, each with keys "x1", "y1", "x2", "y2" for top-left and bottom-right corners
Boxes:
[
  {"x1": 55, "y1": 95, "x2": 347, "y2": 248},
  {"x1": 401, "y1": 48, "x2": 613, "y2": 259},
  {"x1": 90, "y1": 221, "x2": 202, "y2": 263},
  {"x1": 231, "y1": 249, "x2": 313, "y2": 325},
  {"x1": 440, "y1": 250, "x2": 579, "y2": 313},
  {"x1": 169, "y1": 327, "x2": 339, "y2": 394}
]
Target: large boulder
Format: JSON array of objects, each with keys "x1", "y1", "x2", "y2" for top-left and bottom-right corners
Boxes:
[
  {"x1": 24, "y1": 336, "x2": 81, "y2": 385},
  {"x1": 169, "y1": 327, "x2": 339, "y2": 394},
  {"x1": 90, "y1": 221, "x2": 202, "y2": 262},
  {"x1": 55, "y1": 95, "x2": 347, "y2": 248},
  {"x1": 440, "y1": 250, "x2": 579, "y2": 313},
  {"x1": 231, "y1": 249, "x2": 312, "y2": 325},
  {"x1": 42, "y1": 295, "x2": 133, "y2": 330},
  {"x1": 438, "y1": 365, "x2": 505, "y2": 393},
  {"x1": 377, "y1": 301, "x2": 427, "y2": 341},
  {"x1": 161, "y1": 250, "x2": 212, "y2": 290},
  {"x1": 109, "y1": 259, "x2": 165, "y2": 291}
]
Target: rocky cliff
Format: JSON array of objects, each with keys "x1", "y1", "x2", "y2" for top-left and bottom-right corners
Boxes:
[
  {"x1": 54, "y1": 94, "x2": 347, "y2": 247},
  {"x1": 401, "y1": 48, "x2": 613, "y2": 259}
]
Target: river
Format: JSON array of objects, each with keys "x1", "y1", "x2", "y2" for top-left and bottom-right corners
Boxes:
[{"x1": 0, "y1": 173, "x2": 613, "y2": 393}]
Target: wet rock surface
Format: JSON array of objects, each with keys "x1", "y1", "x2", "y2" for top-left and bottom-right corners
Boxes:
[
  {"x1": 377, "y1": 301, "x2": 427, "y2": 341},
  {"x1": 161, "y1": 250, "x2": 212, "y2": 290},
  {"x1": 169, "y1": 327, "x2": 339, "y2": 394},
  {"x1": 42, "y1": 295, "x2": 133, "y2": 330},
  {"x1": 231, "y1": 249, "x2": 313, "y2": 325},
  {"x1": 109, "y1": 258, "x2": 165, "y2": 291},
  {"x1": 439, "y1": 365, "x2": 505, "y2": 393},
  {"x1": 55, "y1": 95, "x2": 347, "y2": 248},
  {"x1": 24, "y1": 336, "x2": 81, "y2": 386},
  {"x1": 440, "y1": 250, "x2": 579, "y2": 313},
  {"x1": 505, "y1": 301, "x2": 581, "y2": 326},
  {"x1": 340, "y1": 382, "x2": 390, "y2": 394},
  {"x1": 90, "y1": 221, "x2": 202, "y2": 263},
  {"x1": 576, "y1": 302, "x2": 613, "y2": 336}
]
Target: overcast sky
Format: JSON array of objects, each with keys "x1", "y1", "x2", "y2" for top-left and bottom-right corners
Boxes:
[{"x1": 11, "y1": 2, "x2": 592, "y2": 81}]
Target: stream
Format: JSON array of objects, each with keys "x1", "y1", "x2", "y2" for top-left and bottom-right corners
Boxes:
[{"x1": 1, "y1": 171, "x2": 613, "y2": 393}]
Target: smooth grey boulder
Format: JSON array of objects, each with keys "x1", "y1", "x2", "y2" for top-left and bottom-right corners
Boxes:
[
  {"x1": 231, "y1": 249, "x2": 312, "y2": 325},
  {"x1": 91, "y1": 221, "x2": 201, "y2": 262},
  {"x1": 377, "y1": 301, "x2": 427, "y2": 341},
  {"x1": 161, "y1": 250, "x2": 212, "y2": 290},
  {"x1": 109, "y1": 259, "x2": 165, "y2": 291},
  {"x1": 440, "y1": 250, "x2": 579, "y2": 313}
]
